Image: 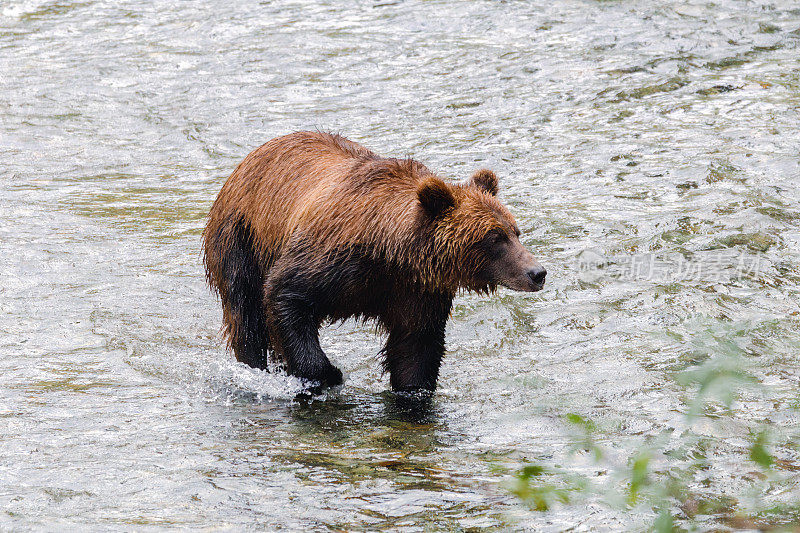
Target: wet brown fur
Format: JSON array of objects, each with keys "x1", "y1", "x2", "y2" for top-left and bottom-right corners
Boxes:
[{"x1": 203, "y1": 131, "x2": 520, "y2": 391}]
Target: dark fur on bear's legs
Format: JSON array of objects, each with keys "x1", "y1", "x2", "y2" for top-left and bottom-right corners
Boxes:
[
  {"x1": 382, "y1": 295, "x2": 452, "y2": 392},
  {"x1": 263, "y1": 250, "x2": 347, "y2": 389},
  {"x1": 263, "y1": 246, "x2": 450, "y2": 392},
  {"x1": 265, "y1": 274, "x2": 344, "y2": 389},
  {"x1": 204, "y1": 218, "x2": 271, "y2": 370}
]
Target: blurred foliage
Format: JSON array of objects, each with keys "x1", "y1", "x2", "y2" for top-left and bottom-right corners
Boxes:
[
  {"x1": 750, "y1": 431, "x2": 774, "y2": 470},
  {"x1": 509, "y1": 465, "x2": 574, "y2": 512},
  {"x1": 510, "y1": 347, "x2": 800, "y2": 530}
]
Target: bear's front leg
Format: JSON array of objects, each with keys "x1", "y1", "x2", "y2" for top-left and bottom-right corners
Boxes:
[
  {"x1": 383, "y1": 326, "x2": 447, "y2": 392},
  {"x1": 265, "y1": 273, "x2": 343, "y2": 390},
  {"x1": 382, "y1": 293, "x2": 450, "y2": 392}
]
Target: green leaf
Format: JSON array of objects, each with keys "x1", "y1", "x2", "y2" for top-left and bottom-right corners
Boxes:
[
  {"x1": 520, "y1": 465, "x2": 545, "y2": 479},
  {"x1": 628, "y1": 452, "x2": 651, "y2": 505},
  {"x1": 653, "y1": 509, "x2": 674, "y2": 533},
  {"x1": 749, "y1": 431, "x2": 774, "y2": 470},
  {"x1": 565, "y1": 413, "x2": 597, "y2": 432}
]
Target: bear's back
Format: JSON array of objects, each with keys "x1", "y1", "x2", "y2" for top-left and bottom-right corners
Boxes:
[{"x1": 212, "y1": 132, "x2": 428, "y2": 264}]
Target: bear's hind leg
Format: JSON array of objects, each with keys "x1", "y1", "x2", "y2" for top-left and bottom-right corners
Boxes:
[{"x1": 207, "y1": 219, "x2": 271, "y2": 369}]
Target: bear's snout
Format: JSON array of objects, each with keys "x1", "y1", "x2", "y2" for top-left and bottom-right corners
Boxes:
[
  {"x1": 527, "y1": 266, "x2": 547, "y2": 291},
  {"x1": 495, "y1": 239, "x2": 546, "y2": 293}
]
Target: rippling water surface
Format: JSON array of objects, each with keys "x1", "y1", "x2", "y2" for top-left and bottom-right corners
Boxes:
[{"x1": 2, "y1": 0, "x2": 800, "y2": 530}]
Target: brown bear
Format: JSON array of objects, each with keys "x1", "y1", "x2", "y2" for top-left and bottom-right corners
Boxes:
[{"x1": 203, "y1": 131, "x2": 546, "y2": 392}]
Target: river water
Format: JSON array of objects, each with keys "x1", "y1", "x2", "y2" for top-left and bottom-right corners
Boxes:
[{"x1": 2, "y1": 0, "x2": 799, "y2": 530}]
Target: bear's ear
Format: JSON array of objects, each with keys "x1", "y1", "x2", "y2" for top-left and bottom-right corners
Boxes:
[
  {"x1": 468, "y1": 169, "x2": 499, "y2": 196},
  {"x1": 417, "y1": 177, "x2": 456, "y2": 218}
]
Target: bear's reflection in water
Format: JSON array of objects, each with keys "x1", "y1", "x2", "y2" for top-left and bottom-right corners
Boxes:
[
  {"x1": 291, "y1": 390, "x2": 439, "y2": 427},
  {"x1": 222, "y1": 391, "x2": 449, "y2": 489},
  {"x1": 282, "y1": 393, "x2": 450, "y2": 495}
]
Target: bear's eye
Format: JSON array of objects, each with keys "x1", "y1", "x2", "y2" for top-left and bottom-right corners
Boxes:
[{"x1": 486, "y1": 230, "x2": 506, "y2": 245}]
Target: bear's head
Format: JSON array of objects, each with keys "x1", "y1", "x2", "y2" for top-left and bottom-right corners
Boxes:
[{"x1": 416, "y1": 169, "x2": 546, "y2": 293}]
